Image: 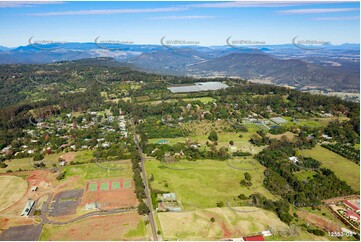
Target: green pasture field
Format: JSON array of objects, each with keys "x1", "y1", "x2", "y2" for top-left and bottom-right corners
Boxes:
[
  {"x1": 145, "y1": 158, "x2": 275, "y2": 210},
  {"x1": 64, "y1": 160, "x2": 133, "y2": 184},
  {"x1": 300, "y1": 145, "x2": 360, "y2": 191}
]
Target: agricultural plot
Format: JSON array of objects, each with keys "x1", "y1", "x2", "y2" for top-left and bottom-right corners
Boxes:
[
  {"x1": 300, "y1": 145, "x2": 360, "y2": 191},
  {"x1": 0, "y1": 176, "x2": 28, "y2": 211},
  {"x1": 146, "y1": 158, "x2": 275, "y2": 210},
  {"x1": 157, "y1": 207, "x2": 289, "y2": 240}
]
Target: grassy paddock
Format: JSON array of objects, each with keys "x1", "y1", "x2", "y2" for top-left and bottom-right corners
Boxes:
[
  {"x1": 300, "y1": 145, "x2": 360, "y2": 191},
  {"x1": 0, "y1": 176, "x2": 28, "y2": 211},
  {"x1": 146, "y1": 158, "x2": 275, "y2": 210},
  {"x1": 157, "y1": 207, "x2": 289, "y2": 240},
  {"x1": 149, "y1": 120, "x2": 265, "y2": 154}
]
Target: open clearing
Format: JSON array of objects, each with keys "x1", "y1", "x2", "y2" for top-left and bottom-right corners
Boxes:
[
  {"x1": 300, "y1": 145, "x2": 360, "y2": 191},
  {"x1": 64, "y1": 160, "x2": 133, "y2": 185},
  {"x1": 267, "y1": 131, "x2": 296, "y2": 141},
  {"x1": 39, "y1": 212, "x2": 146, "y2": 241},
  {"x1": 157, "y1": 207, "x2": 289, "y2": 240},
  {"x1": 0, "y1": 150, "x2": 92, "y2": 174},
  {"x1": 146, "y1": 158, "x2": 275, "y2": 210},
  {"x1": 149, "y1": 120, "x2": 265, "y2": 154},
  {"x1": 0, "y1": 176, "x2": 28, "y2": 211}
]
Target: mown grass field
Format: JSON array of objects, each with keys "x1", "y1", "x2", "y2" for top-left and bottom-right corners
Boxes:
[
  {"x1": 0, "y1": 176, "x2": 28, "y2": 211},
  {"x1": 157, "y1": 207, "x2": 289, "y2": 240},
  {"x1": 146, "y1": 158, "x2": 275, "y2": 210},
  {"x1": 300, "y1": 145, "x2": 360, "y2": 191},
  {"x1": 64, "y1": 160, "x2": 133, "y2": 183}
]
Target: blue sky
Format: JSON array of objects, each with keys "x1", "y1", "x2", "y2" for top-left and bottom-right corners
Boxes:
[{"x1": 0, "y1": 1, "x2": 359, "y2": 47}]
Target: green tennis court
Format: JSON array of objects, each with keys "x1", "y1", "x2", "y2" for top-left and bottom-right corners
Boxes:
[
  {"x1": 89, "y1": 183, "x2": 97, "y2": 191},
  {"x1": 112, "y1": 181, "x2": 120, "y2": 189},
  {"x1": 100, "y1": 182, "x2": 109, "y2": 191},
  {"x1": 123, "y1": 180, "x2": 131, "y2": 188}
]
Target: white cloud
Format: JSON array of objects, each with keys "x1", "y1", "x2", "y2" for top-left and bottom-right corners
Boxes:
[
  {"x1": 189, "y1": 1, "x2": 302, "y2": 8},
  {"x1": 148, "y1": 15, "x2": 215, "y2": 20},
  {"x1": 312, "y1": 16, "x2": 360, "y2": 21},
  {"x1": 24, "y1": 6, "x2": 188, "y2": 16},
  {"x1": 277, "y1": 8, "x2": 360, "y2": 14},
  {"x1": 0, "y1": 1, "x2": 63, "y2": 8}
]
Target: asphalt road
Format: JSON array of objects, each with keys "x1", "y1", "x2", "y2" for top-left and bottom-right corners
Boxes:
[{"x1": 131, "y1": 118, "x2": 159, "y2": 241}]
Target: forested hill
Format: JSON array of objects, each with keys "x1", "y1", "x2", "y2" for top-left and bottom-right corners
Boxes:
[{"x1": 0, "y1": 58, "x2": 359, "y2": 150}]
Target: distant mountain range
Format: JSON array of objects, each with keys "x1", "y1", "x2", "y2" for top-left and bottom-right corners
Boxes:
[{"x1": 0, "y1": 42, "x2": 359, "y2": 92}]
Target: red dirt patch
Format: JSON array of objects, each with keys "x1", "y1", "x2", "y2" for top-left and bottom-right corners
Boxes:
[
  {"x1": 297, "y1": 210, "x2": 341, "y2": 232},
  {"x1": 44, "y1": 212, "x2": 144, "y2": 240},
  {"x1": 221, "y1": 222, "x2": 232, "y2": 238},
  {"x1": 60, "y1": 152, "x2": 75, "y2": 163},
  {"x1": 81, "y1": 188, "x2": 138, "y2": 210}
]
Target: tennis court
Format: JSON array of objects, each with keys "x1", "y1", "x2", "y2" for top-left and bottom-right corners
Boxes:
[{"x1": 87, "y1": 179, "x2": 132, "y2": 191}]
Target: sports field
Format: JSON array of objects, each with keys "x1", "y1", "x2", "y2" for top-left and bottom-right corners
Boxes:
[
  {"x1": 0, "y1": 176, "x2": 28, "y2": 211},
  {"x1": 64, "y1": 160, "x2": 133, "y2": 182},
  {"x1": 87, "y1": 180, "x2": 132, "y2": 191},
  {"x1": 300, "y1": 145, "x2": 360, "y2": 191},
  {"x1": 146, "y1": 158, "x2": 275, "y2": 210}
]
